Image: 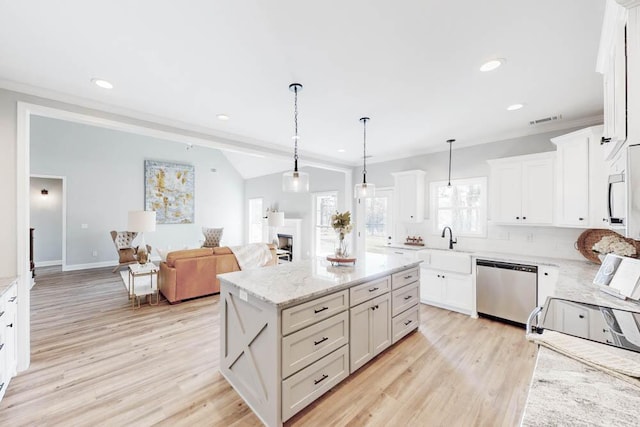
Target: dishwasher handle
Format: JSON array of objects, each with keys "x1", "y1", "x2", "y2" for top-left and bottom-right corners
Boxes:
[{"x1": 476, "y1": 259, "x2": 538, "y2": 273}]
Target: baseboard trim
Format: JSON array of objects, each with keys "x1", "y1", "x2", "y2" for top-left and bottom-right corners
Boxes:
[
  {"x1": 35, "y1": 260, "x2": 62, "y2": 267},
  {"x1": 63, "y1": 260, "x2": 118, "y2": 271}
]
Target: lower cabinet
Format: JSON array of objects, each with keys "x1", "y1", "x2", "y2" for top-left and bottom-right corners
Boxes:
[
  {"x1": 0, "y1": 280, "x2": 18, "y2": 402},
  {"x1": 538, "y1": 265, "x2": 559, "y2": 306},
  {"x1": 350, "y1": 293, "x2": 391, "y2": 373},
  {"x1": 419, "y1": 267, "x2": 472, "y2": 315}
]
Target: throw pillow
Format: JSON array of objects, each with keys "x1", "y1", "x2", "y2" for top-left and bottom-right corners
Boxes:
[
  {"x1": 118, "y1": 248, "x2": 137, "y2": 263},
  {"x1": 202, "y1": 227, "x2": 224, "y2": 248}
]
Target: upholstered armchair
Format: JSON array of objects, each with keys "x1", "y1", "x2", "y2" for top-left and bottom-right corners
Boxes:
[{"x1": 110, "y1": 230, "x2": 151, "y2": 273}]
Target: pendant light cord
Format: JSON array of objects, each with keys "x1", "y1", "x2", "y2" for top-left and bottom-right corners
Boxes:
[
  {"x1": 362, "y1": 118, "x2": 367, "y2": 184},
  {"x1": 293, "y1": 86, "x2": 299, "y2": 172},
  {"x1": 447, "y1": 139, "x2": 455, "y2": 187}
]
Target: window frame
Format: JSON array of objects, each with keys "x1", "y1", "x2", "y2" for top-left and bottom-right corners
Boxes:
[
  {"x1": 312, "y1": 191, "x2": 339, "y2": 257},
  {"x1": 429, "y1": 177, "x2": 488, "y2": 238}
]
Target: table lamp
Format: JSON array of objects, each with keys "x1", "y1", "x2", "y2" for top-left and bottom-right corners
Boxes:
[
  {"x1": 268, "y1": 211, "x2": 285, "y2": 248},
  {"x1": 128, "y1": 210, "x2": 156, "y2": 264}
]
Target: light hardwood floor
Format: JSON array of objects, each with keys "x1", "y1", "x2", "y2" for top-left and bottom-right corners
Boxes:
[{"x1": 0, "y1": 267, "x2": 537, "y2": 426}]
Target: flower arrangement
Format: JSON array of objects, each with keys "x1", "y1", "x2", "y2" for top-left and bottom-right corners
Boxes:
[
  {"x1": 331, "y1": 211, "x2": 353, "y2": 238},
  {"x1": 592, "y1": 235, "x2": 637, "y2": 257},
  {"x1": 331, "y1": 211, "x2": 353, "y2": 258}
]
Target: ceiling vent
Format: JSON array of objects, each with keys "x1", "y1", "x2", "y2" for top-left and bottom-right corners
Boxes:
[{"x1": 529, "y1": 114, "x2": 562, "y2": 126}]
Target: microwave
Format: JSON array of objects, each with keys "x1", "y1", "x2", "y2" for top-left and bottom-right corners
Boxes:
[{"x1": 608, "y1": 172, "x2": 625, "y2": 225}]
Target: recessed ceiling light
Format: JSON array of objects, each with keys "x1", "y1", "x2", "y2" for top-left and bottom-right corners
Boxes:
[
  {"x1": 479, "y1": 59, "x2": 504, "y2": 72},
  {"x1": 216, "y1": 114, "x2": 229, "y2": 121},
  {"x1": 337, "y1": 149, "x2": 346, "y2": 153},
  {"x1": 507, "y1": 103, "x2": 524, "y2": 111},
  {"x1": 91, "y1": 78, "x2": 113, "y2": 89}
]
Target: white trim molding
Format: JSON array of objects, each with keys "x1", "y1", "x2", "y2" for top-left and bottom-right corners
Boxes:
[{"x1": 616, "y1": 0, "x2": 640, "y2": 9}]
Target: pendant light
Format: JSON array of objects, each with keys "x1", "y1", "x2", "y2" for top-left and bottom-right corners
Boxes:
[
  {"x1": 354, "y1": 117, "x2": 375, "y2": 198},
  {"x1": 282, "y1": 83, "x2": 309, "y2": 192}
]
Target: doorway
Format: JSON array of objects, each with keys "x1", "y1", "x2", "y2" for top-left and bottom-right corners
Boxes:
[{"x1": 29, "y1": 175, "x2": 66, "y2": 275}]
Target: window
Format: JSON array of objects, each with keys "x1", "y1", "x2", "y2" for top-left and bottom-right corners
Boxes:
[
  {"x1": 430, "y1": 177, "x2": 487, "y2": 237},
  {"x1": 364, "y1": 189, "x2": 393, "y2": 251},
  {"x1": 313, "y1": 192, "x2": 337, "y2": 256},
  {"x1": 248, "y1": 198, "x2": 264, "y2": 243}
]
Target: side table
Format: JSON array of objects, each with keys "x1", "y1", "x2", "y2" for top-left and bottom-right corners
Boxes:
[{"x1": 126, "y1": 263, "x2": 160, "y2": 309}]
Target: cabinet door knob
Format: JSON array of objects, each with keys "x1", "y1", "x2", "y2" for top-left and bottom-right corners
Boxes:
[
  {"x1": 7, "y1": 323, "x2": 12, "y2": 328},
  {"x1": 544, "y1": 272, "x2": 549, "y2": 276},
  {"x1": 516, "y1": 216, "x2": 520, "y2": 220},
  {"x1": 523, "y1": 216, "x2": 527, "y2": 220},
  {"x1": 578, "y1": 315, "x2": 585, "y2": 319},
  {"x1": 578, "y1": 217, "x2": 584, "y2": 221}
]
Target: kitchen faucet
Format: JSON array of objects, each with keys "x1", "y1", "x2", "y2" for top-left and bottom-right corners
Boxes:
[{"x1": 441, "y1": 226, "x2": 457, "y2": 250}]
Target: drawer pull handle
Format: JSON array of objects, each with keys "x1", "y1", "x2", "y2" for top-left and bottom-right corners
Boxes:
[
  {"x1": 368, "y1": 287, "x2": 379, "y2": 292},
  {"x1": 8, "y1": 296, "x2": 16, "y2": 302},
  {"x1": 404, "y1": 320, "x2": 412, "y2": 326},
  {"x1": 314, "y1": 306, "x2": 329, "y2": 314},
  {"x1": 0, "y1": 383, "x2": 3, "y2": 392},
  {"x1": 0, "y1": 311, "x2": 4, "y2": 318},
  {"x1": 0, "y1": 343, "x2": 3, "y2": 351},
  {"x1": 7, "y1": 323, "x2": 12, "y2": 328},
  {"x1": 404, "y1": 295, "x2": 412, "y2": 301},
  {"x1": 314, "y1": 374, "x2": 328, "y2": 385},
  {"x1": 370, "y1": 304, "x2": 379, "y2": 311},
  {"x1": 394, "y1": 252, "x2": 403, "y2": 255},
  {"x1": 404, "y1": 275, "x2": 413, "y2": 280},
  {"x1": 314, "y1": 337, "x2": 329, "y2": 346}
]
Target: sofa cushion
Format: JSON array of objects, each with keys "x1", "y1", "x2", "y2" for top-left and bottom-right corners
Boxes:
[
  {"x1": 202, "y1": 227, "x2": 224, "y2": 247},
  {"x1": 166, "y1": 248, "x2": 214, "y2": 268}
]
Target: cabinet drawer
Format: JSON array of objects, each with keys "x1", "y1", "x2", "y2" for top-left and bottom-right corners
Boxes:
[
  {"x1": 350, "y1": 276, "x2": 390, "y2": 307},
  {"x1": 391, "y1": 282, "x2": 419, "y2": 317},
  {"x1": 391, "y1": 267, "x2": 419, "y2": 290},
  {"x1": 282, "y1": 345, "x2": 349, "y2": 422},
  {"x1": 282, "y1": 311, "x2": 349, "y2": 378},
  {"x1": 392, "y1": 305, "x2": 419, "y2": 344},
  {"x1": 282, "y1": 290, "x2": 348, "y2": 336}
]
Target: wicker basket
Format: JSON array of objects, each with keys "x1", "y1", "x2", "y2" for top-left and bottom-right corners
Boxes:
[{"x1": 575, "y1": 228, "x2": 640, "y2": 264}]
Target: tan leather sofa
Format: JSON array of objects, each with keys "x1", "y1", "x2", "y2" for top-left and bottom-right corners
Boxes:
[{"x1": 158, "y1": 244, "x2": 277, "y2": 303}]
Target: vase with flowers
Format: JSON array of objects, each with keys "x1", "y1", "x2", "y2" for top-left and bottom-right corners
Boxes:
[{"x1": 331, "y1": 211, "x2": 353, "y2": 258}]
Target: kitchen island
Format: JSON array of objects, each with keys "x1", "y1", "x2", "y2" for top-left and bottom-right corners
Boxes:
[{"x1": 218, "y1": 253, "x2": 422, "y2": 427}]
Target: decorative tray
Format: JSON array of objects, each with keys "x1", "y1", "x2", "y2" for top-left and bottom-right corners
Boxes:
[{"x1": 326, "y1": 256, "x2": 357, "y2": 266}]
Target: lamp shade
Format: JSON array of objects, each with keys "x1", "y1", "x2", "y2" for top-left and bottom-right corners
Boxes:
[
  {"x1": 268, "y1": 211, "x2": 285, "y2": 227},
  {"x1": 282, "y1": 170, "x2": 309, "y2": 192},
  {"x1": 128, "y1": 210, "x2": 156, "y2": 232},
  {"x1": 354, "y1": 182, "x2": 376, "y2": 199}
]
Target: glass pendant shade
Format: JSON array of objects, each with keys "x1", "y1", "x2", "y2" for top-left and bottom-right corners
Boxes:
[
  {"x1": 282, "y1": 170, "x2": 309, "y2": 192},
  {"x1": 354, "y1": 182, "x2": 376, "y2": 198}
]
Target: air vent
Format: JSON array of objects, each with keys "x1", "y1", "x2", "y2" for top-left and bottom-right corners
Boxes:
[{"x1": 529, "y1": 114, "x2": 562, "y2": 126}]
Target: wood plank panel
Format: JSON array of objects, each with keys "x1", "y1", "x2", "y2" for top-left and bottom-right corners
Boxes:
[{"x1": 0, "y1": 266, "x2": 536, "y2": 426}]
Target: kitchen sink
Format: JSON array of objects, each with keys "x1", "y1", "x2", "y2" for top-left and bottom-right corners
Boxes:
[{"x1": 416, "y1": 248, "x2": 472, "y2": 274}]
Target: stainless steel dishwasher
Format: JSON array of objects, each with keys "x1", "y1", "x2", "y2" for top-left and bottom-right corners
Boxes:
[{"x1": 476, "y1": 259, "x2": 537, "y2": 325}]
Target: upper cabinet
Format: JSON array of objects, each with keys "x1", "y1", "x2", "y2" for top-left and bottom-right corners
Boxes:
[
  {"x1": 552, "y1": 126, "x2": 608, "y2": 228},
  {"x1": 598, "y1": 0, "x2": 636, "y2": 158},
  {"x1": 392, "y1": 170, "x2": 425, "y2": 223},
  {"x1": 488, "y1": 152, "x2": 555, "y2": 226}
]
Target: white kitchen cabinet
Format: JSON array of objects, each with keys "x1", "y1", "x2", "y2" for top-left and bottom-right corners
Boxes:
[
  {"x1": 419, "y1": 267, "x2": 472, "y2": 315},
  {"x1": 349, "y1": 292, "x2": 391, "y2": 373},
  {"x1": 392, "y1": 170, "x2": 425, "y2": 223},
  {"x1": 599, "y1": 0, "x2": 629, "y2": 159},
  {"x1": 552, "y1": 126, "x2": 607, "y2": 228},
  {"x1": 538, "y1": 265, "x2": 559, "y2": 307},
  {"x1": 0, "y1": 280, "x2": 18, "y2": 402},
  {"x1": 488, "y1": 152, "x2": 555, "y2": 226}
]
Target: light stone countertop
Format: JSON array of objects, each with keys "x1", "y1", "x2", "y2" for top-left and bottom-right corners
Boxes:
[
  {"x1": 521, "y1": 347, "x2": 640, "y2": 426},
  {"x1": 0, "y1": 276, "x2": 18, "y2": 297},
  {"x1": 218, "y1": 253, "x2": 422, "y2": 308}
]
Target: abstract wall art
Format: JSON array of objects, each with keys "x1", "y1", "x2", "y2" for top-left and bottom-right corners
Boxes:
[{"x1": 144, "y1": 160, "x2": 195, "y2": 224}]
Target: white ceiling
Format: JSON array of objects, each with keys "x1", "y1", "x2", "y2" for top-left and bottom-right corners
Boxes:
[{"x1": 0, "y1": 0, "x2": 605, "y2": 175}]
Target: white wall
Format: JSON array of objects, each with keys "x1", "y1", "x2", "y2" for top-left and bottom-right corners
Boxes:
[
  {"x1": 245, "y1": 166, "x2": 348, "y2": 259},
  {"x1": 30, "y1": 177, "x2": 63, "y2": 264},
  {"x1": 358, "y1": 128, "x2": 591, "y2": 260},
  {"x1": 30, "y1": 116, "x2": 245, "y2": 268}
]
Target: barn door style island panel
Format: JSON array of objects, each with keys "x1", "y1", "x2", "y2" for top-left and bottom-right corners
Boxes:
[{"x1": 219, "y1": 254, "x2": 422, "y2": 427}]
